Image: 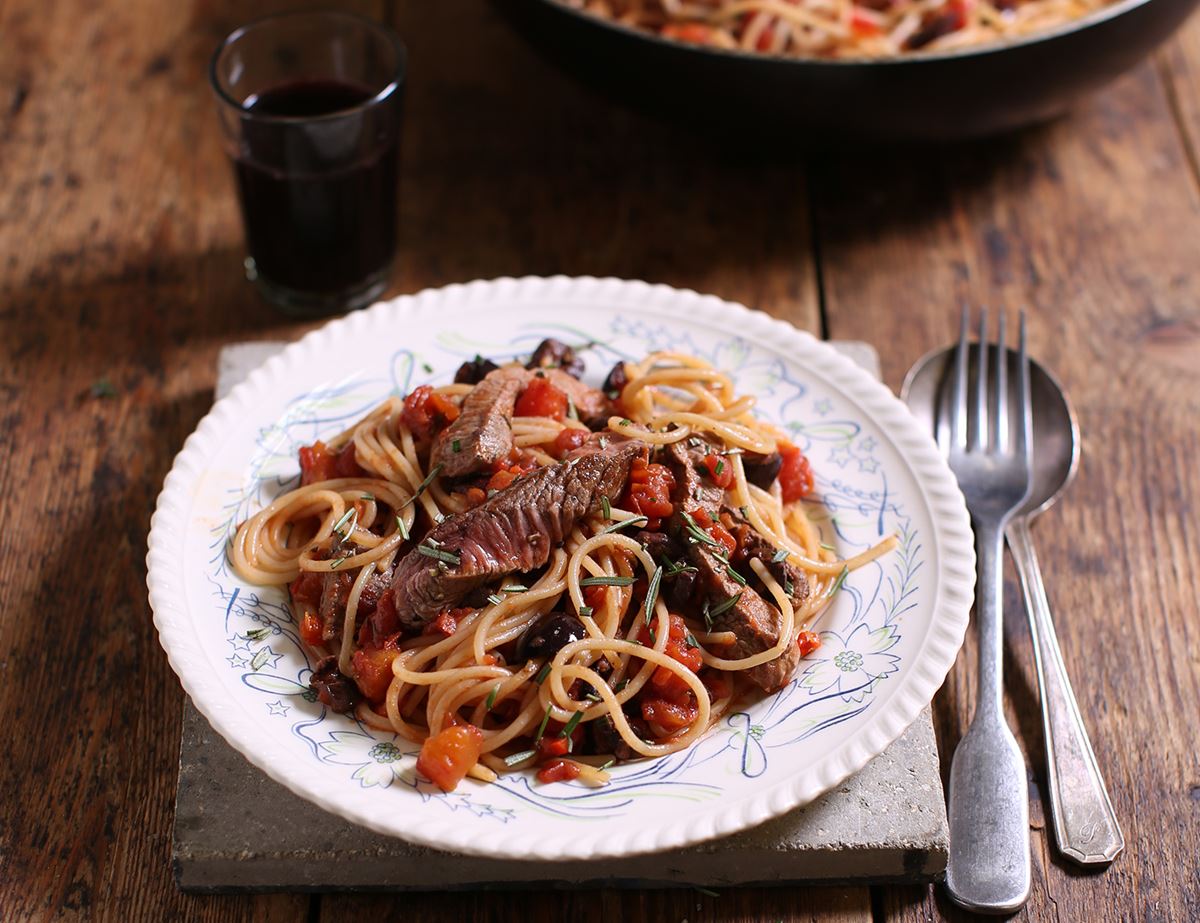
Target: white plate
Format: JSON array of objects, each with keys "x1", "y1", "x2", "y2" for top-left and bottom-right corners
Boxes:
[{"x1": 147, "y1": 276, "x2": 973, "y2": 861}]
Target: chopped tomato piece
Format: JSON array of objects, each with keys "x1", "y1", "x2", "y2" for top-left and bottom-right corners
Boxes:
[
  {"x1": 796, "y1": 630, "x2": 822, "y2": 657},
  {"x1": 537, "y1": 758, "x2": 582, "y2": 784},
  {"x1": 514, "y1": 376, "x2": 569, "y2": 420},
  {"x1": 416, "y1": 724, "x2": 484, "y2": 792},
  {"x1": 777, "y1": 441, "x2": 815, "y2": 503},
  {"x1": 352, "y1": 645, "x2": 399, "y2": 702},
  {"x1": 689, "y1": 508, "x2": 737, "y2": 557},
  {"x1": 583, "y1": 584, "x2": 608, "y2": 613},
  {"x1": 553, "y1": 426, "x2": 590, "y2": 458},
  {"x1": 290, "y1": 571, "x2": 324, "y2": 608},
  {"x1": 485, "y1": 468, "x2": 519, "y2": 492},
  {"x1": 425, "y1": 608, "x2": 466, "y2": 637},
  {"x1": 850, "y1": 9, "x2": 882, "y2": 35},
  {"x1": 702, "y1": 453, "x2": 734, "y2": 489},
  {"x1": 298, "y1": 441, "x2": 338, "y2": 485},
  {"x1": 641, "y1": 695, "x2": 699, "y2": 731},
  {"x1": 334, "y1": 441, "x2": 365, "y2": 478},
  {"x1": 401, "y1": 385, "x2": 460, "y2": 439},
  {"x1": 537, "y1": 734, "x2": 571, "y2": 758},
  {"x1": 299, "y1": 611, "x2": 323, "y2": 647},
  {"x1": 754, "y1": 23, "x2": 777, "y2": 51},
  {"x1": 621, "y1": 459, "x2": 675, "y2": 525},
  {"x1": 661, "y1": 22, "x2": 714, "y2": 45},
  {"x1": 464, "y1": 486, "x2": 487, "y2": 507}
]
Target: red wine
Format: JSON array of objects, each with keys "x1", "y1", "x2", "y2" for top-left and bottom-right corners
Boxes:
[{"x1": 233, "y1": 79, "x2": 399, "y2": 302}]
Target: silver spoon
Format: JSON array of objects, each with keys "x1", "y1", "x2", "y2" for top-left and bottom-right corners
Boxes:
[{"x1": 903, "y1": 344, "x2": 1125, "y2": 868}]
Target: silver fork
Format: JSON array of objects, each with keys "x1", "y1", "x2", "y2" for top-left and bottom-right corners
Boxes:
[{"x1": 940, "y1": 307, "x2": 1034, "y2": 914}]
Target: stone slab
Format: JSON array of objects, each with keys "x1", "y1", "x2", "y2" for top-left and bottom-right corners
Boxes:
[{"x1": 173, "y1": 339, "x2": 948, "y2": 892}]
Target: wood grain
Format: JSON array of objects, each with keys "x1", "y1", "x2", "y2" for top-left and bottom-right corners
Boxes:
[
  {"x1": 812, "y1": 58, "x2": 1200, "y2": 923},
  {"x1": 2, "y1": 0, "x2": 1199, "y2": 920}
]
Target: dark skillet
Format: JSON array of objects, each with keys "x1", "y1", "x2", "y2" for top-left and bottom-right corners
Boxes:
[{"x1": 498, "y1": 0, "x2": 1199, "y2": 142}]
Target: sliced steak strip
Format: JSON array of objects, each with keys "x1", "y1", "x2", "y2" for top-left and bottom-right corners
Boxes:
[
  {"x1": 722, "y1": 508, "x2": 811, "y2": 614},
  {"x1": 432, "y1": 365, "x2": 530, "y2": 477},
  {"x1": 664, "y1": 438, "x2": 725, "y2": 512},
  {"x1": 309, "y1": 655, "x2": 360, "y2": 714},
  {"x1": 544, "y1": 369, "x2": 614, "y2": 428},
  {"x1": 690, "y1": 544, "x2": 802, "y2": 693},
  {"x1": 382, "y1": 440, "x2": 647, "y2": 628}
]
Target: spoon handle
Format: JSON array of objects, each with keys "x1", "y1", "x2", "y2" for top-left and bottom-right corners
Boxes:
[{"x1": 1006, "y1": 517, "x2": 1125, "y2": 866}]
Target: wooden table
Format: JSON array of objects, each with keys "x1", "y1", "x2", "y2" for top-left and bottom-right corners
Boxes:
[{"x1": 4, "y1": 1, "x2": 1199, "y2": 920}]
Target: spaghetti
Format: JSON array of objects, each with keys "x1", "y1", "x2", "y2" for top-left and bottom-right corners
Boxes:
[
  {"x1": 230, "y1": 342, "x2": 896, "y2": 791},
  {"x1": 558, "y1": 0, "x2": 1115, "y2": 57}
]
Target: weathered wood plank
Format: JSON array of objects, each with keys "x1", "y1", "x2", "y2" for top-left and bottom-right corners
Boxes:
[{"x1": 813, "y1": 62, "x2": 1200, "y2": 923}]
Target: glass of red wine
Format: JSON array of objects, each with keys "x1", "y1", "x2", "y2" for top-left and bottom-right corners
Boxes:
[{"x1": 210, "y1": 11, "x2": 406, "y2": 316}]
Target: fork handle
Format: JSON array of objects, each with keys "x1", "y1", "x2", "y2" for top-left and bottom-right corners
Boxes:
[
  {"x1": 945, "y1": 522, "x2": 1031, "y2": 913},
  {"x1": 1006, "y1": 518, "x2": 1125, "y2": 865}
]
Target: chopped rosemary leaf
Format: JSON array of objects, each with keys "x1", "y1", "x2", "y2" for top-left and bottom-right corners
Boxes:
[
  {"x1": 559, "y1": 710, "x2": 584, "y2": 738},
  {"x1": 703, "y1": 599, "x2": 713, "y2": 632},
  {"x1": 535, "y1": 662, "x2": 551, "y2": 684},
  {"x1": 598, "y1": 758, "x2": 614, "y2": 771},
  {"x1": 361, "y1": 492, "x2": 375, "y2": 501},
  {"x1": 578, "y1": 606, "x2": 594, "y2": 617},
  {"x1": 486, "y1": 593, "x2": 505, "y2": 607},
  {"x1": 395, "y1": 515, "x2": 409, "y2": 540},
  {"x1": 585, "y1": 691, "x2": 602, "y2": 702},
  {"x1": 709, "y1": 592, "x2": 742, "y2": 618},
  {"x1": 579, "y1": 575, "x2": 635, "y2": 587},
  {"x1": 244, "y1": 628, "x2": 271, "y2": 642},
  {"x1": 619, "y1": 418, "x2": 632, "y2": 427},
  {"x1": 643, "y1": 566, "x2": 663, "y2": 625},
  {"x1": 772, "y1": 548, "x2": 790, "y2": 563},
  {"x1": 826, "y1": 565, "x2": 850, "y2": 598},
  {"x1": 601, "y1": 515, "x2": 649, "y2": 535},
  {"x1": 421, "y1": 362, "x2": 433, "y2": 373},
  {"x1": 681, "y1": 511, "x2": 719, "y2": 547},
  {"x1": 90, "y1": 378, "x2": 117, "y2": 398},
  {"x1": 725, "y1": 566, "x2": 747, "y2": 586},
  {"x1": 784, "y1": 577, "x2": 794, "y2": 596},
  {"x1": 600, "y1": 495, "x2": 611, "y2": 520},
  {"x1": 416, "y1": 544, "x2": 461, "y2": 566},
  {"x1": 332, "y1": 507, "x2": 356, "y2": 535},
  {"x1": 485, "y1": 685, "x2": 500, "y2": 711},
  {"x1": 714, "y1": 459, "x2": 725, "y2": 476},
  {"x1": 614, "y1": 679, "x2": 629, "y2": 694},
  {"x1": 502, "y1": 584, "x2": 528, "y2": 594},
  {"x1": 534, "y1": 705, "x2": 552, "y2": 744},
  {"x1": 503, "y1": 749, "x2": 536, "y2": 767},
  {"x1": 250, "y1": 649, "x2": 270, "y2": 671},
  {"x1": 648, "y1": 626, "x2": 656, "y2": 644},
  {"x1": 739, "y1": 505, "x2": 750, "y2": 518},
  {"x1": 451, "y1": 439, "x2": 461, "y2": 454},
  {"x1": 329, "y1": 556, "x2": 349, "y2": 570},
  {"x1": 685, "y1": 632, "x2": 698, "y2": 649},
  {"x1": 695, "y1": 887, "x2": 720, "y2": 898},
  {"x1": 820, "y1": 542, "x2": 837, "y2": 552},
  {"x1": 402, "y1": 464, "x2": 443, "y2": 508}
]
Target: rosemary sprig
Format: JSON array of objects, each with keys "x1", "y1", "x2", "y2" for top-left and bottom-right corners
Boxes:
[
  {"x1": 504, "y1": 749, "x2": 536, "y2": 767},
  {"x1": 244, "y1": 628, "x2": 271, "y2": 642},
  {"x1": 725, "y1": 566, "x2": 747, "y2": 586},
  {"x1": 826, "y1": 565, "x2": 850, "y2": 598},
  {"x1": 559, "y1": 710, "x2": 584, "y2": 739},
  {"x1": 534, "y1": 705, "x2": 552, "y2": 745},
  {"x1": 680, "y1": 511, "x2": 718, "y2": 547},
  {"x1": 402, "y1": 464, "x2": 443, "y2": 508},
  {"x1": 643, "y1": 566, "x2": 663, "y2": 625},
  {"x1": 579, "y1": 575, "x2": 635, "y2": 587},
  {"x1": 416, "y1": 544, "x2": 461, "y2": 566},
  {"x1": 709, "y1": 592, "x2": 742, "y2": 618},
  {"x1": 601, "y1": 515, "x2": 649, "y2": 535}
]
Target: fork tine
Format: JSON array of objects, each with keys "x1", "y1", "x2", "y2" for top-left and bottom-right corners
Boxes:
[
  {"x1": 1016, "y1": 311, "x2": 1031, "y2": 460},
  {"x1": 993, "y1": 311, "x2": 1008, "y2": 452},
  {"x1": 948, "y1": 305, "x2": 969, "y2": 451},
  {"x1": 972, "y1": 308, "x2": 989, "y2": 450}
]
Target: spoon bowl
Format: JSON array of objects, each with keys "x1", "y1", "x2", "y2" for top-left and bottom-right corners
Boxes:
[{"x1": 901, "y1": 344, "x2": 1080, "y2": 520}]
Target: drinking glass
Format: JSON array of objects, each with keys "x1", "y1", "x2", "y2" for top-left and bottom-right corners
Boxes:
[{"x1": 210, "y1": 11, "x2": 406, "y2": 316}]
